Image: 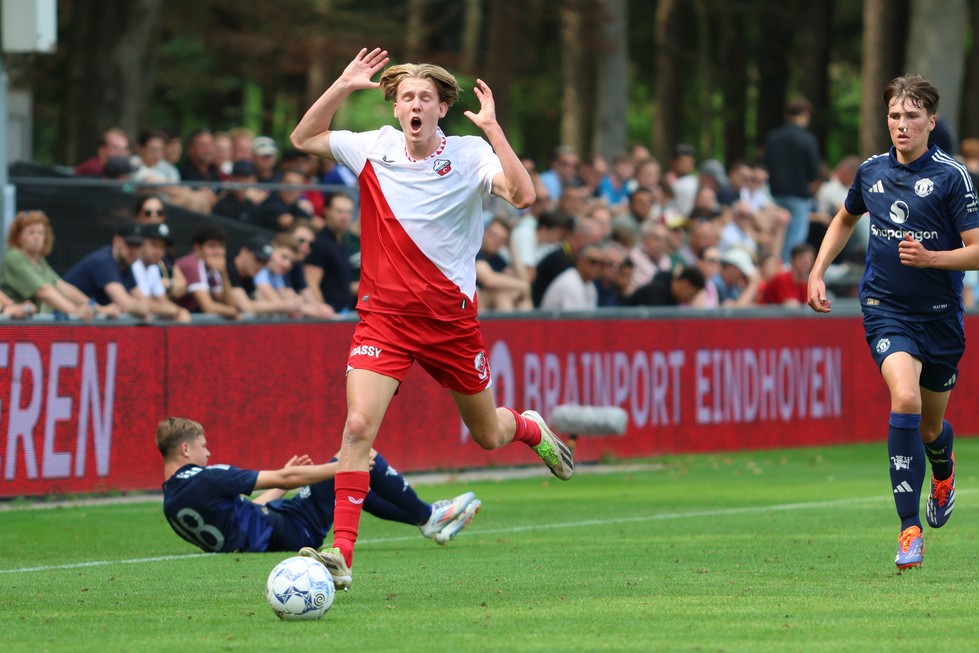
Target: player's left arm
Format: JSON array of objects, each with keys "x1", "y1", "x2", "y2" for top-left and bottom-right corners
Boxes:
[
  {"x1": 464, "y1": 79, "x2": 535, "y2": 210},
  {"x1": 899, "y1": 172, "x2": 979, "y2": 270},
  {"x1": 898, "y1": 227, "x2": 979, "y2": 270}
]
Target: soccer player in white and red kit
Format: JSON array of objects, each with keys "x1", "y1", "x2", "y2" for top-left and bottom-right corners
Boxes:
[{"x1": 290, "y1": 48, "x2": 574, "y2": 590}]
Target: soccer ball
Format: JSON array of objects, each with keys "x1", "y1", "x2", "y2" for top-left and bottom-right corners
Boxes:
[{"x1": 266, "y1": 555, "x2": 336, "y2": 621}]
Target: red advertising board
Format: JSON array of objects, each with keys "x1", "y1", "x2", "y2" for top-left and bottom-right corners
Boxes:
[{"x1": 2, "y1": 314, "x2": 978, "y2": 497}]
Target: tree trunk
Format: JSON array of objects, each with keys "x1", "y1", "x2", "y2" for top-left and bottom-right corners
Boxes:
[
  {"x1": 560, "y1": 0, "x2": 585, "y2": 153},
  {"x1": 405, "y1": 0, "x2": 426, "y2": 63},
  {"x1": 653, "y1": 0, "x2": 682, "y2": 165},
  {"x1": 800, "y1": 0, "x2": 833, "y2": 157},
  {"x1": 60, "y1": 0, "x2": 164, "y2": 165},
  {"x1": 592, "y1": 0, "x2": 628, "y2": 160},
  {"x1": 459, "y1": 0, "x2": 483, "y2": 74},
  {"x1": 755, "y1": 3, "x2": 792, "y2": 155},
  {"x1": 962, "y1": 0, "x2": 979, "y2": 138},
  {"x1": 906, "y1": 0, "x2": 967, "y2": 138},
  {"x1": 859, "y1": 0, "x2": 909, "y2": 157},
  {"x1": 718, "y1": 1, "x2": 747, "y2": 163},
  {"x1": 488, "y1": 0, "x2": 518, "y2": 130},
  {"x1": 693, "y1": 0, "x2": 713, "y2": 157}
]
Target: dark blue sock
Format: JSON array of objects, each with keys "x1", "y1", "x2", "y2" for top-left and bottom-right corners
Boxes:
[
  {"x1": 924, "y1": 420, "x2": 954, "y2": 481},
  {"x1": 888, "y1": 412, "x2": 925, "y2": 531},
  {"x1": 364, "y1": 453, "x2": 431, "y2": 525}
]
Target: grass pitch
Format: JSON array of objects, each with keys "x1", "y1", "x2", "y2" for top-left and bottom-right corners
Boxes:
[{"x1": 2, "y1": 439, "x2": 979, "y2": 652}]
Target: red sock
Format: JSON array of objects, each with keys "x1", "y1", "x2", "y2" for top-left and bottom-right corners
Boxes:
[
  {"x1": 505, "y1": 407, "x2": 542, "y2": 447},
  {"x1": 332, "y1": 470, "x2": 370, "y2": 568}
]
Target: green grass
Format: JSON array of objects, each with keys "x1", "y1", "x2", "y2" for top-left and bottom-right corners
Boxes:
[{"x1": 3, "y1": 440, "x2": 979, "y2": 652}]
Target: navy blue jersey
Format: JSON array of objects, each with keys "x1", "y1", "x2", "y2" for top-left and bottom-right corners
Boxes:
[
  {"x1": 162, "y1": 464, "x2": 271, "y2": 553},
  {"x1": 846, "y1": 145, "x2": 979, "y2": 321}
]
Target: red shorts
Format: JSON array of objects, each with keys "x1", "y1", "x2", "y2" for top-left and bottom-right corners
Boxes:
[{"x1": 347, "y1": 311, "x2": 492, "y2": 394}]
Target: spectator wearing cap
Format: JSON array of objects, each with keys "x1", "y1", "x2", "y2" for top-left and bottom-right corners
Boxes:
[
  {"x1": 131, "y1": 222, "x2": 191, "y2": 322},
  {"x1": 714, "y1": 247, "x2": 761, "y2": 308},
  {"x1": 226, "y1": 234, "x2": 303, "y2": 317},
  {"x1": 74, "y1": 127, "x2": 130, "y2": 178},
  {"x1": 0, "y1": 210, "x2": 117, "y2": 319},
  {"x1": 252, "y1": 136, "x2": 280, "y2": 184},
  {"x1": 256, "y1": 169, "x2": 312, "y2": 231},
  {"x1": 305, "y1": 192, "x2": 356, "y2": 313},
  {"x1": 63, "y1": 220, "x2": 150, "y2": 319},
  {"x1": 103, "y1": 155, "x2": 136, "y2": 180},
  {"x1": 213, "y1": 160, "x2": 262, "y2": 224},
  {"x1": 174, "y1": 222, "x2": 238, "y2": 319}
]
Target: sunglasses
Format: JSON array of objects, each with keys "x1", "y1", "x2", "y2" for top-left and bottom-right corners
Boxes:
[{"x1": 142, "y1": 208, "x2": 165, "y2": 217}]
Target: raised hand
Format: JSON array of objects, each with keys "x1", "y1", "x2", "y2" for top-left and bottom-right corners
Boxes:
[
  {"x1": 463, "y1": 79, "x2": 499, "y2": 132},
  {"x1": 339, "y1": 48, "x2": 390, "y2": 91}
]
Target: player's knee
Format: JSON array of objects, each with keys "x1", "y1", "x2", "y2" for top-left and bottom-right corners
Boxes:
[
  {"x1": 343, "y1": 412, "x2": 377, "y2": 443},
  {"x1": 891, "y1": 390, "x2": 921, "y2": 414},
  {"x1": 469, "y1": 427, "x2": 506, "y2": 451}
]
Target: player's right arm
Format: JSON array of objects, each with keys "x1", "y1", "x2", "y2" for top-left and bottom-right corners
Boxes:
[
  {"x1": 808, "y1": 204, "x2": 862, "y2": 313},
  {"x1": 291, "y1": 47, "x2": 389, "y2": 160},
  {"x1": 254, "y1": 459, "x2": 340, "y2": 492}
]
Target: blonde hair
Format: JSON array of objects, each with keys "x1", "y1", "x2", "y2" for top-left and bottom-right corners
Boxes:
[
  {"x1": 379, "y1": 63, "x2": 461, "y2": 107},
  {"x1": 156, "y1": 417, "x2": 204, "y2": 457},
  {"x1": 271, "y1": 232, "x2": 300, "y2": 255},
  {"x1": 7, "y1": 210, "x2": 54, "y2": 256}
]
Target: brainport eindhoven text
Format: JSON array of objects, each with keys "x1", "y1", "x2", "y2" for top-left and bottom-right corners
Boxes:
[{"x1": 496, "y1": 344, "x2": 843, "y2": 426}]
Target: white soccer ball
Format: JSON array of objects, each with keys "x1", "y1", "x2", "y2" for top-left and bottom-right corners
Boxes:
[{"x1": 266, "y1": 555, "x2": 336, "y2": 621}]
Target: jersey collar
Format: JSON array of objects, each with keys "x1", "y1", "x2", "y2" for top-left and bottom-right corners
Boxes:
[{"x1": 888, "y1": 144, "x2": 936, "y2": 172}]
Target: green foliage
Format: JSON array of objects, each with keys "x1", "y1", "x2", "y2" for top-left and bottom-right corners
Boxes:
[{"x1": 3, "y1": 439, "x2": 979, "y2": 652}]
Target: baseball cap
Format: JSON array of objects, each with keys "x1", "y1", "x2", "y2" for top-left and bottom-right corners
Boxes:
[
  {"x1": 720, "y1": 248, "x2": 756, "y2": 278},
  {"x1": 230, "y1": 159, "x2": 256, "y2": 177},
  {"x1": 104, "y1": 155, "x2": 136, "y2": 179},
  {"x1": 252, "y1": 136, "x2": 278, "y2": 157},
  {"x1": 116, "y1": 219, "x2": 144, "y2": 245},
  {"x1": 246, "y1": 234, "x2": 273, "y2": 262},
  {"x1": 140, "y1": 221, "x2": 174, "y2": 245}
]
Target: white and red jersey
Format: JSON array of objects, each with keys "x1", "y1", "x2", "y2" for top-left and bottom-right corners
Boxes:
[{"x1": 329, "y1": 125, "x2": 503, "y2": 320}]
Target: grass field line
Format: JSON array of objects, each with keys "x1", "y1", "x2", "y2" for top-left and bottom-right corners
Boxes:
[{"x1": 5, "y1": 488, "x2": 954, "y2": 575}]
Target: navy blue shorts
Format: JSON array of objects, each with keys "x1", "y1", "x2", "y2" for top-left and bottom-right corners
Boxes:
[{"x1": 863, "y1": 313, "x2": 965, "y2": 392}]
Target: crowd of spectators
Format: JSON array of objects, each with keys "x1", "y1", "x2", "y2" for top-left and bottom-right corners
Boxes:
[{"x1": 5, "y1": 107, "x2": 979, "y2": 322}]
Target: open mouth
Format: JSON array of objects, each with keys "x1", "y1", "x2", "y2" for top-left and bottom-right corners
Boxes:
[{"x1": 409, "y1": 116, "x2": 423, "y2": 133}]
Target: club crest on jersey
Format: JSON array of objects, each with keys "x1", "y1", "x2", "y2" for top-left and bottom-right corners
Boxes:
[
  {"x1": 888, "y1": 200, "x2": 909, "y2": 224},
  {"x1": 914, "y1": 178, "x2": 934, "y2": 198},
  {"x1": 876, "y1": 338, "x2": 890, "y2": 354},
  {"x1": 433, "y1": 158, "x2": 452, "y2": 176},
  {"x1": 474, "y1": 351, "x2": 489, "y2": 381}
]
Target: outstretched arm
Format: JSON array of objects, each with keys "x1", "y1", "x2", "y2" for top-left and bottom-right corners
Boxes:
[
  {"x1": 464, "y1": 79, "x2": 535, "y2": 210},
  {"x1": 290, "y1": 47, "x2": 390, "y2": 160},
  {"x1": 253, "y1": 455, "x2": 336, "y2": 505}
]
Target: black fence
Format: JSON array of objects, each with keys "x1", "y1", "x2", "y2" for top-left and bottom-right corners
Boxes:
[{"x1": 8, "y1": 162, "x2": 352, "y2": 276}]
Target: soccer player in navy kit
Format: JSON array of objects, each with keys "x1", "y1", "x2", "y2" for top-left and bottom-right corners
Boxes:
[
  {"x1": 808, "y1": 75, "x2": 979, "y2": 569},
  {"x1": 158, "y1": 417, "x2": 480, "y2": 555}
]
